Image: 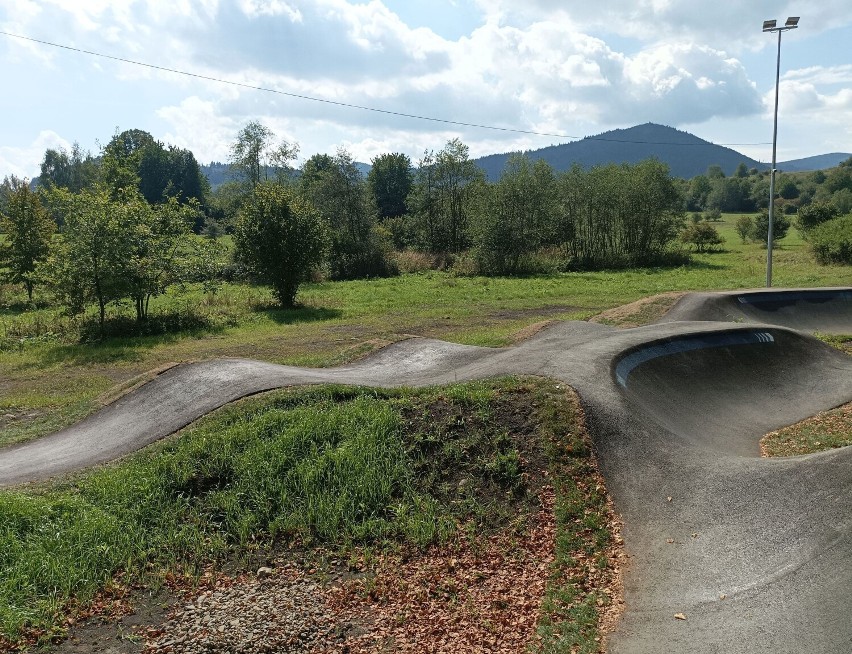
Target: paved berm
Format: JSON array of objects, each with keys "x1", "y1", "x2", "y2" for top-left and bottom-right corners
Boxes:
[{"x1": 2, "y1": 287, "x2": 851, "y2": 653}]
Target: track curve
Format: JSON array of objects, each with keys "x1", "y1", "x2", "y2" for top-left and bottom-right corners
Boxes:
[
  {"x1": 658, "y1": 287, "x2": 852, "y2": 334},
  {"x1": 1, "y1": 290, "x2": 851, "y2": 653}
]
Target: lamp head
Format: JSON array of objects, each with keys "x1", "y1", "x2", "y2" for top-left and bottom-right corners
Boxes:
[
  {"x1": 762, "y1": 19, "x2": 777, "y2": 31},
  {"x1": 785, "y1": 17, "x2": 800, "y2": 28}
]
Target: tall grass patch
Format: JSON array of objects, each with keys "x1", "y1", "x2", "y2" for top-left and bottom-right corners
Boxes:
[{"x1": 2, "y1": 379, "x2": 598, "y2": 644}]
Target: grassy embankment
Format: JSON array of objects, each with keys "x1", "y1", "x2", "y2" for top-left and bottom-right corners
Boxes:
[
  {"x1": 1, "y1": 378, "x2": 618, "y2": 652},
  {"x1": 761, "y1": 327, "x2": 852, "y2": 457}
]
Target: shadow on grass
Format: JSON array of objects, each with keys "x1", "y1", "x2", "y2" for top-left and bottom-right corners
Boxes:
[
  {"x1": 256, "y1": 305, "x2": 342, "y2": 325},
  {"x1": 30, "y1": 312, "x2": 235, "y2": 367},
  {"x1": 34, "y1": 332, "x2": 200, "y2": 367},
  {"x1": 675, "y1": 258, "x2": 728, "y2": 271},
  {"x1": 0, "y1": 295, "x2": 54, "y2": 316}
]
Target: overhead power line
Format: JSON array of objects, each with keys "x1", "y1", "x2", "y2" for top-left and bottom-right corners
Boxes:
[{"x1": 1, "y1": 30, "x2": 771, "y2": 148}]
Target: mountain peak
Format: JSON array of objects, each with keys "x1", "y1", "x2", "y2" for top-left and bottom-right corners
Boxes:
[{"x1": 474, "y1": 124, "x2": 759, "y2": 180}]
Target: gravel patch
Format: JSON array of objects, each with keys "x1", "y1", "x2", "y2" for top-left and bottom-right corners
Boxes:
[{"x1": 143, "y1": 566, "x2": 339, "y2": 654}]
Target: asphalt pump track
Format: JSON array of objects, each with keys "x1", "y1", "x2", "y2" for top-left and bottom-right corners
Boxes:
[{"x1": 1, "y1": 288, "x2": 851, "y2": 653}]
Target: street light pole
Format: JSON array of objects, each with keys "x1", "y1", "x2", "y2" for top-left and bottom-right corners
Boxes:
[{"x1": 762, "y1": 17, "x2": 799, "y2": 288}]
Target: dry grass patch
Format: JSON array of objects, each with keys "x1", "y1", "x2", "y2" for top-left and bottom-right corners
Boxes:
[
  {"x1": 761, "y1": 335, "x2": 852, "y2": 457},
  {"x1": 761, "y1": 402, "x2": 852, "y2": 457},
  {"x1": 589, "y1": 292, "x2": 686, "y2": 328}
]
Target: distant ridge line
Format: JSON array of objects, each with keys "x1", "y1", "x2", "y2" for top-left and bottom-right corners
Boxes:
[{"x1": 470, "y1": 123, "x2": 850, "y2": 181}]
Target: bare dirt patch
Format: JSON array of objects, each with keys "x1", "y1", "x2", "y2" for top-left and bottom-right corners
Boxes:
[
  {"x1": 328, "y1": 489, "x2": 557, "y2": 653},
  {"x1": 33, "y1": 497, "x2": 620, "y2": 654},
  {"x1": 590, "y1": 292, "x2": 686, "y2": 328},
  {"x1": 509, "y1": 321, "x2": 556, "y2": 344},
  {"x1": 489, "y1": 305, "x2": 585, "y2": 321}
]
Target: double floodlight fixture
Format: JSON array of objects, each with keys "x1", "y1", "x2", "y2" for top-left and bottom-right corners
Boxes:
[
  {"x1": 763, "y1": 16, "x2": 799, "y2": 32},
  {"x1": 762, "y1": 16, "x2": 800, "y2": 287}
]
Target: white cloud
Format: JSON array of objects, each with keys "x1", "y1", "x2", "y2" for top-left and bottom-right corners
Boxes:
[
  {"x1": 777, "y1": 76, "x2": 852, "y2": 124},
  {"x1": 784, "y1": 65, "x2": 852, "y2": 86},
  {"x1": 471, "y1": 0, "x2": 852, "y2": 52},
  {"x1": 776, "y1": 65, "x2": 852, "y2": 118},
  {"x1": 122, "y1": 4, "x2": 767, "y2": 161},
  {"x1": 1, "y1": 0, "x2": 849, "y2": 178},
  {"x1": 157, "y1": 96, "x2": 239, "y2": 164},
  {"x1": 610, "y1": 43, "x2": 760, "y2": 122},
  {"x1": 238, "y1": 0, "x2": 302, "y2": 21},
  {"x1": 0, "y1": 130, "x2": 70, "y2": 180},
  {"x1": 1, "y1": 0, "x2": 764, "y2": 139}
]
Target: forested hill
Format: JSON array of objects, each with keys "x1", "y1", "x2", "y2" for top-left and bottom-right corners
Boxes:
[
  {"x1": 776, "y1": 153, "x2": 852, "y2": 173},
  {"x1": 474, "y1": 123, "x2": 769, "y2": 181}
]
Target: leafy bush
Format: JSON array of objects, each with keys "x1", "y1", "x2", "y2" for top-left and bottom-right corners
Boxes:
[
  {"x1": 327, "y1": 225, "x2": 399, "y2": 280},
  {"x1": 796, "y1": 201, "x2": 840, "y2": 237},
  {"x1": 810, "y1": 215, "x2": 852, "y2": 265},
  {"x1": 77, "y1": 307, "x2": 237, "y2": 342},
  {"x1": 383, "y1": 215, "x2": 415, "y2": 250},
  {"x1": 705, "y1": 207, "x2": 722, "y2": 222},
  {"x1": 680, "y1": 222, "x2": 725, "y2": 253},
  {"x1": 750, "y1": 208, "x2": 790, "y2": 246},
  {"x1": 471, "y1": 156, "x2": 556, "y2": 276},
  {"x1": 393, "y1": 250, "x2": 436, "y2": 274},
  {"x1": 558, "y1": 160, "x2": 686, "y2": 269},
  {"x1": 832, "y1": 188, "x2": 852, "y2": 214},
  {"x1": 234, "y1": 183, "x2": 329, "y2": 307},
  {"x1": 735, "y1": 215, "x2": 754, "y2": 243}
]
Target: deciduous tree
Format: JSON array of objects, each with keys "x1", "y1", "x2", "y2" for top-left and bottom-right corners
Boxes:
[
  {"x1": 117, "y1": 194, "x2": 199, "y2": 321},
  {"x1": 556, "y1": 160, "x2": 684, "y2": 268},
  {"x1": 46, "y1": 187, "x2": 131, "y2": 328},
  {"x1": 0, "y1": 184, "x2": 55, "y2": 301},
  {"x1": 234, "y1": 183, "x2": 328, "y2": 307},
  {"x1": 751, "y1": 208, "x2": 791, "y2": 246},
  {"x1": 680, "y1": 222, "x2": 725, "y2": 253},
  {"x1": 735, "y1": 215, "x2": 754, "y2": 243},
  {"x1": 300, "y1": 149, "x2": 394, "y2": 279},
  {"x1": 0, "y1": 175, "x2": 26, "y2": 217},
  {"x1": 101, "y1": 130, "x2": 209, "y2": 214},
  {"x1": 368, "y1": 152, "x2": 412, "y2": 221},
  {"x1": 472, "y1": 155, "x2": 556, "y2": 274},
  {"x1": 796, "y1": 201, "x2": 840, "y2": 237},
  {"x1": 229, "y1": 121, "x2": 299, "y2": 189},
  {"x1": 47, "y1": 187, "x2": 199, "y2": 328},
  {"x1": 409, "y1": 139, "x2": 482, "y2": 253},
  {"x1": 39, "y1": 143, "x2": 99, "y2": 193},
  {"x1": 101, "y1": 129, "x2": 156, "y2": 196}
]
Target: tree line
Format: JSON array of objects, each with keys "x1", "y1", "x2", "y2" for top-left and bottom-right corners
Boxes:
[
  {"x1": 4, "y1": 120, "x2": 849, "y2": 321},
  {"x1": 1, "y1": 121, "x2": 691, "y2": 316},
  {"x1": 681, "y1": 159, "x2": 852, "y2": 216}
]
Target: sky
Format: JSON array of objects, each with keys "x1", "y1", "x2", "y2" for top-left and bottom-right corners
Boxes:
[{"x1": 1, "y1": 0, "x2": 851, "y2": 180}]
